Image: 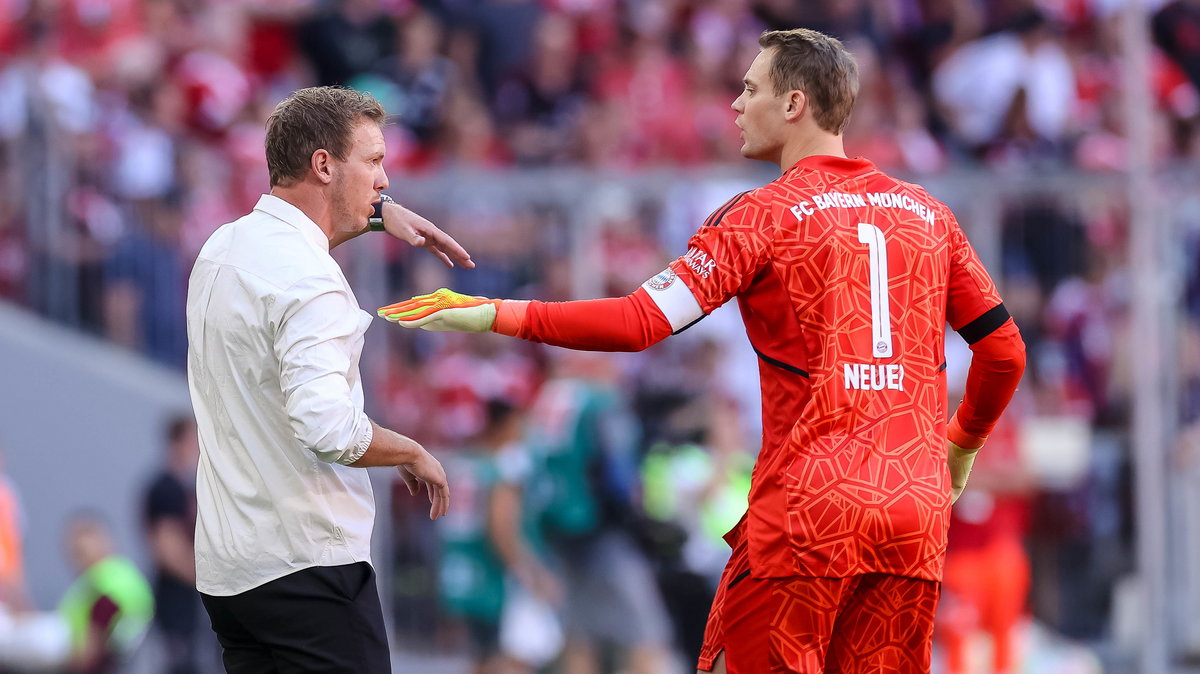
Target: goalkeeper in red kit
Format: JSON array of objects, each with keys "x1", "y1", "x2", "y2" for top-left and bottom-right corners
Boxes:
[{"x1": 380, "y1": 28, "x2": 1026, "y2": 674}]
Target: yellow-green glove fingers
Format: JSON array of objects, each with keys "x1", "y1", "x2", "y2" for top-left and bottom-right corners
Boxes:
[{"x1": 377, "y1": 288, "x2": 498, "y2": 332}]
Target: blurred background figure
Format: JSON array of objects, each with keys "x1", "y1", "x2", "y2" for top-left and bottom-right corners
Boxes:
[
  {"x1": 938, "y1": 415, "x2": 1034, "y2": 674},
  {"x1": 140, "y1": 416, "x2": 203, "y2": 674},
  {"x1": 526, "y1": 352, "x2": 673, "y2": 674},
  {"x1": 0, "y1": 512, "x2": 153, "y2": 674},
  {"x1": 0, "y1": 448, "x2": 28, "y2": 613},
  {"x1": 937, "y1": 344, "x2": 1037, "y2": 674},
  {"x1": 59, "y1": 512, "x2": 154, "y2": 674},
  {"x1": 436, "y1": 398, "x2": 563, "y2": 674}
]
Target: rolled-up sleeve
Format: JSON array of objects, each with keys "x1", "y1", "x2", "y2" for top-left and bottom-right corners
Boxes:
[{"x1": 272, "y1": 275, "x2": 373, "y2": 465}]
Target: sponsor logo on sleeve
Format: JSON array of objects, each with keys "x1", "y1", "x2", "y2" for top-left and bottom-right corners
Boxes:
[
  {"x1": 682, "y1": 247, "x2": 717, "y2": 279},
  {"x1": 647, "y1": 268, "x2": 677, "y2": 291}
]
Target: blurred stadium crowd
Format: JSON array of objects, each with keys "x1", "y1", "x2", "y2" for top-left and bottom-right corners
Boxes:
[{"x1": 3, "y1": 0, "x2": 1200, "y2": 671}]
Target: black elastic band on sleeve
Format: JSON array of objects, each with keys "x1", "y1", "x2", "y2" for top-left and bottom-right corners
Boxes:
[{"x1": 957, "y1": 303, "x2": 1010, "y2": 345}]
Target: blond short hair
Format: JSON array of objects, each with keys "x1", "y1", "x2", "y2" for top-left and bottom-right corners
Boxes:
[{"x1": 758, "y1": 29, "x2": 859, "y2": 134}]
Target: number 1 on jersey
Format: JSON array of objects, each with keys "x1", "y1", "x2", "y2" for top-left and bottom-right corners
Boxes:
[{"x1": 857, "y1": 223, "x2": 893, "y2": 358}]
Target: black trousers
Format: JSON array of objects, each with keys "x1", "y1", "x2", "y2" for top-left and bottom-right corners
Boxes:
[{"x1": 200, "y1": 562, "x2": 391, "y2": 673}]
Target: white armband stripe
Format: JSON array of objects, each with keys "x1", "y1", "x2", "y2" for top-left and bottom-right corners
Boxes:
[{"x1": 641, "y1": 268, "x2": 705, "y2": 332}]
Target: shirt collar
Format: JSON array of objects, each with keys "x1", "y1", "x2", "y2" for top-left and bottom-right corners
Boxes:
[
  {"x1": 253, "y1": 194, "x2": 330, "y2": 253},
  {"x1": 784, "y1": 155, "x2": 876, "y2": 178}
]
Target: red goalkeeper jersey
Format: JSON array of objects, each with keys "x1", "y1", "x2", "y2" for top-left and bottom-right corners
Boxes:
[
  {"x1": 500, "y1": 155, "x2": 1019, "y2": 582},
  {"x1": 646, "y1": 155, "x2": 1007, "y2": 581}
]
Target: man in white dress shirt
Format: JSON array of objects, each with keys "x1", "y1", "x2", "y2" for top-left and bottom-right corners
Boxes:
[{"x1": 186, "y1": 86, "x2": 468, "y2": 672}]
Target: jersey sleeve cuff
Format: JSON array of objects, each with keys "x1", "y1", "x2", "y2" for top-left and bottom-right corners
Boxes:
[
  {"x1": 493, "y1": 300, "x2": 529, "y2": 337},
  {"x1": 948, "y1": 413, "x2": 987, "y2": 450}
]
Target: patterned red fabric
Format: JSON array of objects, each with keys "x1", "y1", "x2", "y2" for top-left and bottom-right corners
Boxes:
[
  {"x1": 669, "y1": 155, "x2": 1005, "y2": 582},
  {"x1": 699, "y1": 528, "x2": 939, "y2": 673},
  {"x1": 951, "y1": 318, "x2": 1025, "y2": 446}
]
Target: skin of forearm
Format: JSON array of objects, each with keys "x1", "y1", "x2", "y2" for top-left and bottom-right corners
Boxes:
[{"x1": 347, "y1": 421, "x2": 423, "y2": 467}]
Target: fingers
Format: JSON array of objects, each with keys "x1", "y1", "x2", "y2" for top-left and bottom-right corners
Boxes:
[
  {"x1": 421, "y1": 224, "x2": 474, "y2": 269},
  {"x1": 376, "y1": 289, "x2": 492, "y2": 323},
  {"x1": 427, "y1": 246, "x2": 454, "y2": 268},
  {"x1": 427, "y1": 481, "x2": 450, "y2": 520},
  {"x1": 400, "y1": 449, "x2": 450, "y2": 520},
  {"x1": 377, "y1": 293, "x2": 446, "y2": 323},
  {"x1": 396, "y1": 211, "x2": 474, "y2": 269},
  {"x1": 379, "y1": 302, "x2": 442, "y2": 323},
  {"x1": 396, "y1": 466, "x2": 419, "y2": 496},
  {"x1": 378, "y1": 292, "x2": 441, "y2": 313}
]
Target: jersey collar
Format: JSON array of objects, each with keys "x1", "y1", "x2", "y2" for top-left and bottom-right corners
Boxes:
[{"x1": 784, "y1": 155, "x2": 875, "y2": 179}]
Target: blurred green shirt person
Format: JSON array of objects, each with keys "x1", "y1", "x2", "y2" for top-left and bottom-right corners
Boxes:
[{"x1": 60, "y1": 513, "x2": 154, "y2": 674}]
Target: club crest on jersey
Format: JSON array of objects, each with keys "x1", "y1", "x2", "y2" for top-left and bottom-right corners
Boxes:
[
  {"x1": 683, "y1": 248, "x2": 717, "y2": 279},
  {"x1": 647, "y1": 269, "x2": 677, "y2": 291}
]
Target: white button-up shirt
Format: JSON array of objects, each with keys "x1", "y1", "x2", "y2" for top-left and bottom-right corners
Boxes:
[{"x1": 186, "y1": 194, "x2": 376, "y2": 596}]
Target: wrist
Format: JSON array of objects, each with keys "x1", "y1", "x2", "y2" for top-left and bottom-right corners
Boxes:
[{"x1": 397, "y1": 434, "x2": 425, "y2": 465}]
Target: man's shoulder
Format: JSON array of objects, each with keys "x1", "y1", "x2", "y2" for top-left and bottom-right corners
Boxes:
[
  {"x1": 196, "y1": 211, "x2": 331, "y2": 291},
  {"x1": 856, "y1": 170, "x2": 955, "y2": 218},
  {"x1": 890, "y1": 175, "x2": 951, "y2": 209},
  {"x1": 739, "y1": 182, "x2": 786, "y2": 206},
  {"x1": 701, "y1": 185, "x2": 779, "y2": 230}
]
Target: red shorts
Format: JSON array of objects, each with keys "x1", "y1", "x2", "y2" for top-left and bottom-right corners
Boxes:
[{"x1": 698, "y1": 535, "x2": 940, "y2": 673}]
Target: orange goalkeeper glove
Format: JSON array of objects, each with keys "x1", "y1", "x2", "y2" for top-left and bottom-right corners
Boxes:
[{"x1": 378, "y1": 288, "x2": 499, "y2": 333}]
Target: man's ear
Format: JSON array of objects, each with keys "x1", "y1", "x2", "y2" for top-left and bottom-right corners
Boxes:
[
  {"x1": 311, "y1": 149, "x2": 334, "y2": 185},
  {"x1": 784, "y1": 90, "x2": 807, "y2": 122}
]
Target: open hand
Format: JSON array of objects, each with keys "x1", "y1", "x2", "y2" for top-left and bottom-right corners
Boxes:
[
  {"x1": 383, "y1": 201, "x2": 475, "y2": 269},
  {"x1": 378, "y1": 288, "x2": 498, "y2": 332},
  {"x1": 397, "y1": 448, "x2": 450, "y2": 520}
]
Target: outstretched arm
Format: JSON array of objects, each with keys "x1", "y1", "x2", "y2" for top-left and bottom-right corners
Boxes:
[
  {"x1": 378, "y1": 287, "x2": 675, "y2": 352},
  {"x1": 380, "y1": 192, "x2": 774, "y2": 352}
]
